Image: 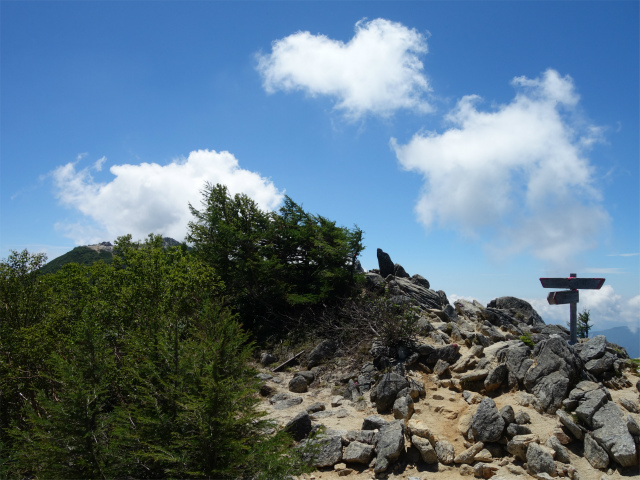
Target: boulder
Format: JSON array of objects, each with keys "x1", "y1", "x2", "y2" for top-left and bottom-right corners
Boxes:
[
  {"x1": 418, "y1": 343, "x2": 461, "y2": 366},
  {"x1": 342, "y1": 441, "x2": 374, "y2": 464},
  {"x1": 435, "y1": 439, "x2": 455, "y2": 464},
  {"x1": 500, "y1": 405, "x2": 515, "y2": 425},
  {"x1": 260, "y1": 352, "x2": 277, "y2": 366},
  {"x1": 393, "y1": 395, "x2": 414, "y2": 421},
  {"x1": 288, "y1": 375, "x2": 308, "y2": 393},
  {"x1": 506, "y1": 423, "x2": 532, "y2": 437},
  {"x1": 470, "y1": 397, "x2": 505, "y2": 443},
  {"x1": 579, "y1": 335, "x2": 607, "y2": 363},
  {"x1": 273, "y1": 397, "x2": 304, "y2": 410},
  {"x1": 434, "y1": 359, "x2": 451, "y2": 377},
  {"x1": 556, "y1": 410, "x2": 584, "y2": 440},
  {"x1": 506, "y1": 434, "x2": 539, "y2": 462},
  {"x1": 307, "y1": 339, "x2": 336, "y2": 368},
  {"x1": 411, "y1": 435, "x2": 438, "y2": 464},
  {"x1": 377, "y1": 248, "x2": 395, "y2": 278},
  {"x1": 526, "y1": 443, "x2": 556, "y2": 477},
  {"x1": 486, "y1": 296, "x2": 545, "y2": 326},
  {"x1": 407, "y1": 419, "x2": 438, "y2": 445},
  {"x1": 394, "y1": 263, "x2": 410, "y2": 278},
  {"x1": 514, "y1": 410, "x2": 531, "y2": 424},
  {"x1": 411, "y1": 274, "x2": 430, "y2": 289},
  {"x1": 484, "y1": 363, "x2": 508, "y2": 392},
  {"x1": 344, "y1": 430, "x2": 378, "y2": 445},
  {"x1": 574, "y1": 386, "x2": 608, "y2": 428},
  {"x1": 375, "y1": 373, "x2": 410, "y2": 413},
  {"x1": 362, "y1": 415, "x2": 388, "y2": 431},
  {"x1": 306, "y1": 402, "x2": 326, "y2": 414},
  {"x1": 393, "y1": 276, "x2": 447, "y2": 310},
  {"x1": 500, "y1": 345, "x2": 533, "y2": 387},
  {"x1": 584, "y1": 433, "x2": 609, "y2": 469},
  {"x1": 545, "y1": 435, "x2": 570, "y2": 464},
  {"x1": 523, "y1": 336, "x2": 582, "y2": 413},
  {"x1": 284, "y1": 411, "x2": 312, "y2": 441},
  {"x1": 374, "y1": 420, "x2": 405, "y2": 473},
  {"x1": 585, "y1": 352, "x2": 616, "y2": 376},
  {"x1": 591, "y1": 402, "x2": 638, "y2": 467},
  {"x1": 299, "y1": 434, "x2": 343, "y2": 468},
  {"x1": 620, "y1": 397, "x2": 640, "y2": 414}
]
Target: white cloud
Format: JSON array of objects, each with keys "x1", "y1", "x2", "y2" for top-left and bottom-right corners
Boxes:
[
  {"x1": 51, "y1": 150, "x2": 284, "y2": 244},
  {"x1": 392, "y1": 69, "x2": 610, "y2": 265},
  {"x1": 528, "y1": 285, "x2": 639, "y2": 333},
  {"x1": 256, "y1": 18, "x2": 432, "y2": 119}
]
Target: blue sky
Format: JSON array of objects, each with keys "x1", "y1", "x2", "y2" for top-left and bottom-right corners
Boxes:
[{"x1": 1, "y1": 1, "x2": 638, "y2": 335}]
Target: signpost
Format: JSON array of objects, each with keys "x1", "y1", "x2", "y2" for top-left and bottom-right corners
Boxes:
[{"x1": 540, "y1": 274, "x2": 605, "y2": 345}]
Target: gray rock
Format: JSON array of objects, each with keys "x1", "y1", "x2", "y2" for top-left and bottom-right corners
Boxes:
[
  {"x1": 506, "y1": 434, "x2": 539, "y2": 461},
  {"x1": 487, "y1": 296, "x2": 545, "y2": 326},
  {"x1": 514, "y1": 410, "x2": 531, "y2": 424},
  {"x1": 306, "y1": 402, "x2": 326, "y2": 414},
  {"x1": 343, "y1": 441, "x2": 374, "y2": 464},
  {"x1": 411, "y1": 274, "x2": 430, "y2": 289},
  {"x1": 500, "y1": 405, "x2": 515, "y2": 425},
  {"x1": 289, "y1": 375, "x2": 308, "y2": 393},
  {"x1": 575, "y1": 387, "x2": 608, "y2": 428},
  {"x1": 435, "y1": 439, "x2": 455, "y2": 464},
  {"x1": 273, "y1": 397, "x2": 304, "y2": 410},
  {"x1": 377, "y1": 248, "x2": 395, "y2": 278},
  {"x1": 546, "y1": 435, "x2": 570, "y2": 464},
  {"x1": 394, "y1": 263, "x2": 410, "y2": 278},
  {"x1": 375, "y1": 372, "x2": 409, "y2": 413},
  {"x1": 506, "y1": 423, "x2": 532, "y2": 437},
  {"x1": 484, "y1": 363, "x2": 508, "y2": 392},
  {"x1": 256, "y1": 372, "x2": 273, "y2": 380},
  {"x1": 344, "y1": 430, "x2": 378, "y2": 445},
  {"x1": 434, "y1": 359, "x2": 451, "y2": 377},
  {"x1": 393, "y1": 394, "x2": 414, "y2": 421},
  {"x1": 620, "y1": 397, "x2": 640, "y2": 414},
  {"x1": 584, "y1": 433, "x2": 609, "y2": 469},
  {"x1": 270, "y1": 392, "x2": 291, "y2": 404},
  {"x1": 284, "y1": 411, "x2": 312, "y2": 441},
  {"x1": 309, "y1": 410, "x2": 333, "y2": 420},
  {"x1": 299, "y1": 434, "x2": 343, "y2": 468},
  {"x1": 307, "y1": 339, "x2": 336, "y2": 368},
  {"x1": 585, "y1": 353, "x2": 616, "y2": 376},
  {"x1": 260, "y1": 352, "x2": 277, "y2": 366},
  {"x1": 501, "y1": 345, "x2": 533, "y2": 387},
  {"x1": 362, "y1": 415, "x2": 388, "y2": 431},
  {"x1": 419, "y1": 343, "x2": 461, "y2": 366},
  {"x1": 296, "y1": 370, "x2": 315, "y2": 384},
  {"x1": 523, "y1": 336, "x2": 582, "y2": 413},
  {"x1": 591, "y1": 402, "x2": 638, "y2": 467},
  {"x1": 393, "y1": 276, "x2": 448, "y2": 310},
  {"x1": 526, "y1": 443, "x2": 556, "y2": 477},
  {"x1": 374, "y1": 420, "x2": 405, "y2": 473},
  {"x1": 365, "y1": 272, "x2": 385, "y2": 293},
  {"x1": 557, "y1": 410, "x2": 584, "y2": 440},
  {"x1": 579, "y1": 335, "x2": 607, "y2": 363},
  {"x1": 411, "y1": 435, "x2": 438, "y2": 464},
  {"x1": 409, "y1": 377, "x2": 426, "y2": 399},
  {"x1": 471, "y1": 397, "x2": 505, "y2": 443},
  {"x1": 627, "y1": 414, "x2": 640, "y2": 435}
]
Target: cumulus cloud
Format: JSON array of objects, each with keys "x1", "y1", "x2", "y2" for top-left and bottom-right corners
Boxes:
[
  {"x1": 392, "y1": 69, "x2": 610, "y2": 264},
  {"x1": 52, "y1": 150, "x2": 284, "y2": 244},
  {"x1": 256, "y1": 18, "x2": 431, "y2": 119},
  {"x1": 528, "y1": 285, "x2": 639, "y2": 333}
]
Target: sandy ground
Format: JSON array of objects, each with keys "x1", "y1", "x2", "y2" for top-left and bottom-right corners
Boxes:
[{"x1": 257, "y1": 349, "x2": 640, "y2": 480}]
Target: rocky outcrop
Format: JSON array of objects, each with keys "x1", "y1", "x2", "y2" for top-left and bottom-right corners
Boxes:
[
  {"x1": 487, "y1": 296, "x2": 545, "y2": 326},
  {"x1": 523, "y1": 336, "x2": 582, "y2": 413}
]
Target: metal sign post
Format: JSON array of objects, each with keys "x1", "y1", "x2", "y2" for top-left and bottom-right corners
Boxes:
[{"x1": 540, "y1": 274, "x2": 605, "y2": 345}]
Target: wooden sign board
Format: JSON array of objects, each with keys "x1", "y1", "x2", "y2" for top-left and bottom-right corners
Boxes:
[
  {"x1": 547, "y1": 290, "x2": 579, "y2": 305},
  {"x1": 540, "y1": 278, "x2": 605, "y2": 290}
]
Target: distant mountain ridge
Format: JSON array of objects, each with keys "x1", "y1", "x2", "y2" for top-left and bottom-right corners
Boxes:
[
  {"x1": 40, "y1": 238, "x2": 184, "y2": 274},
  {"x1": 591, "y1": 326, "x2": 639, "y2": 359}
]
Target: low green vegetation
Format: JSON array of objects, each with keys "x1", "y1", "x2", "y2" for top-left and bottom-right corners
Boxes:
[{"x1": 520, "y1": 331, "x2": 535, "y2": 347}]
